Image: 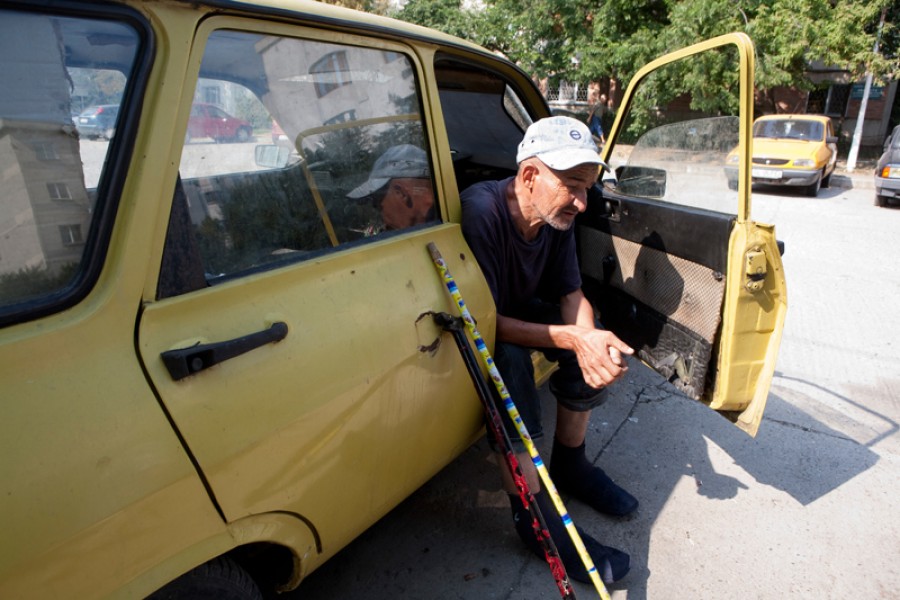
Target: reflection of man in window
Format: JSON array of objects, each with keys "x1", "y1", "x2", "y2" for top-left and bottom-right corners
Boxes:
[{"x1": 347, "y1": 144, "x2": 435, "y2": 234}]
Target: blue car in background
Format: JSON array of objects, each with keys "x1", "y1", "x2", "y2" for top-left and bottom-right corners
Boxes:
[{"x1": 75, "y1": 104, "x2": 118, "y2": 140}]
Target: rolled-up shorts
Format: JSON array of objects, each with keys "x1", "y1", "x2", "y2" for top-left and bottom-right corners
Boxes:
[{"x1": 488, "y1": 301, "x2": 608, "y2": 452}]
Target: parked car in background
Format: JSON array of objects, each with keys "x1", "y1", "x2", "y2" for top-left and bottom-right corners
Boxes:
[
  {"x1": 875, "y1": 124, "x2": 900, "y2": 207},
  {"x1": 75, "y1": 104, "x2": 119, "y2": 140},
  {"x1": 186, "y1": 103, "x2": 254, "y2": 143},
  {"x1": 726, "y1": 114, "x2": 838, "y2": 196}
]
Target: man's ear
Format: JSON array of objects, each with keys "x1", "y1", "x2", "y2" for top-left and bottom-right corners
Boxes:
[{"x1": 519, "y1": 161, "x2": 539, "y2": 190}]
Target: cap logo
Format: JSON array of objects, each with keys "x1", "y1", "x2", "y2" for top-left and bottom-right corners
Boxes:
[{"x1": 569, "y1": 129, "x2": 582, "y2": 141}]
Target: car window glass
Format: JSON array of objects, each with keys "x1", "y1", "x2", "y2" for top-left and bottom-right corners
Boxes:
[
  {"x1": 0, "y1": 8, "x2": 139, "y2": 321},
  {"x1": 435, "y1": 57, "x2": 533, "y2": 196},
  {"x1": 168, "y1": 29, "x2": 435, "y2": 292},
  {"x1": 610, "y1": 45, "x2": 741, "y2": 214}
]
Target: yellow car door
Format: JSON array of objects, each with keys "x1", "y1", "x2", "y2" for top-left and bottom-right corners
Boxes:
[
  {"x1": 135, "y1": 16, "x2": 488, "y2": 568},
  {"x1": 579, "y1": 33, "x2": 787, "y2": 436}
]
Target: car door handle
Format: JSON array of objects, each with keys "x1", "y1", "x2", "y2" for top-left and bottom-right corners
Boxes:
[{"x1": 161, "y1": 322, "x2": 288, "y2": 381}]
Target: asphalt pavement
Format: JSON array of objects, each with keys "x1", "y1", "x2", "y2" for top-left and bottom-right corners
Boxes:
[{"x1": 290, "y1": 169, "x2": 899, "y2": 600}]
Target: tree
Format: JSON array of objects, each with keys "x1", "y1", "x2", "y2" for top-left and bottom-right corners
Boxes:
[
  {"x1": 390, "y1": 0, "x2": 473, "y2": 39},
  {"x1": 390, "y1": 0, "x2": 898, "y2": 118},
  {"x1": 319, "y1": 0, "x2": 388, "y2": 15}
]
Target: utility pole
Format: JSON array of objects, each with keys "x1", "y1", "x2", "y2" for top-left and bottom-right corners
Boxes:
[{"x1": 847, "y1": 5, "x2": 888, "y2": 173}]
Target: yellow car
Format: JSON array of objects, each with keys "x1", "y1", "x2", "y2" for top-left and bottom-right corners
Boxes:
[
  {"x1": 726, "y1": 114, "x2": 838, "y2": 196},
  {"x1": 0, "y1": 2, "x2": 786, "y2": 598}
]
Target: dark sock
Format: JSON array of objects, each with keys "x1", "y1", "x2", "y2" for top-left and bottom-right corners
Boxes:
[
  {"x1": 550, "y1": 439, "x2": 639, "y2": 517},
  {"x1": 510, "y1": 492, "x2": 630, "y2": 584}
]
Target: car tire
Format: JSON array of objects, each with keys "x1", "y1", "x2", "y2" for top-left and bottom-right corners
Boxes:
[
  {"x1": 821, "y1": 169, "x2": 832, "y2": 189},
  {"x1": 146, "y1": 556, "x2": 263, "y2": 600},
  {"x1": 804, "y1": 173, "x2": 821, "y2": 197},
  {"x1": 875, "y1": 194, "x2": 887, "y2": 207},
  {"x1": 235, "y1": 126, "x2": 252, "y2": 143}
]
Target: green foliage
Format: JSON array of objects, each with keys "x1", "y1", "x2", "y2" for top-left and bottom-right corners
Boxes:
[
  {"x1": 391, "y1": 0, "x2": 472, "y2": 38},
  {"x1": 389, "y1": 0, "x2": 896, "y2": 117},
  {"x1": 234, "y1": 90, "x2": 271, "y2": 130},
  {"x1": 0, "y1": 263, "x2": 79, "y2": 305}
]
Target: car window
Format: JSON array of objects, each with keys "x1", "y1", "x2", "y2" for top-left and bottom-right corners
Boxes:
[
  {"x1": 0, "y1": 8, "x2": 142, "y2": 324},
  {"x1": 165, "y1": 29, "x2": 435, "y2": 294},
  {"x1": 434, "y1": 56, "x2": 536, "y2": 195},
  {"x1": 609, "y1": 44, "x2": 742, "y2": 213}
]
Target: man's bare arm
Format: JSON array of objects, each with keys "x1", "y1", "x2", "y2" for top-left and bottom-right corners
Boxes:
[{"x1": 497, "y1": 289, "x2": 634, "y2": 389}]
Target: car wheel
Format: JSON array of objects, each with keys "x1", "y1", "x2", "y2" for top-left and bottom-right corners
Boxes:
[
  {"x1": 821, "y1": 169, "x2": 832, "y2": 189},
  {"x1": 146, "y1": 556, "x2": 263, "y2": 600},
  {"x1": 875, "y1": 194, "x2": 887, "y2": 207},
  {"x1": 804, "y1": 173, "x2": 821, "y2": 197},
  {"x1": 235, "y1": 126, "x2": 252, "y2": 143}
]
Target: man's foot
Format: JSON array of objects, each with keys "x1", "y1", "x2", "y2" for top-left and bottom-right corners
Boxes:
[
  {"x1": 510, "y1": 492, "x2": 630, "y2": 584},
  {"x1": 550, "y1": 439, "x2": 639, "y2": 517}
]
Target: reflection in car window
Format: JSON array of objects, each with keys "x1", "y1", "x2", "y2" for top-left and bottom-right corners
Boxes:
[
  {"x1": 0, "y1": 9, "x2": 139, "y2": 319},
  {"x1": 170, "y1": 30, "x2": 435, "y2": 290}
]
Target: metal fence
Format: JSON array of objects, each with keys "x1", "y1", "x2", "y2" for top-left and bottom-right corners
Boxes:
[{"x1": 545, "y1": 81, "x2": 589, "y2": 103}]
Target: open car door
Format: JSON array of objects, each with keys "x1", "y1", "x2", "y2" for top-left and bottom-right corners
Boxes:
[{"x1": 577, "y1": 33, "x2": 787, "y2": 436}]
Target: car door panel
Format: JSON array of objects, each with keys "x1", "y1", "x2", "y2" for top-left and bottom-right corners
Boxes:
[
  {"x1": 139, "y1": 225, "x2": 486, "y2": 560},
  {"x1": 578, "y1": 33, "x2": 787, "y2": 436},
  {"x1": 137, "y1": 17, "x2": 491, "y2": 567},
  {"x1": 579, "y1": 195, "x2": 734, "y2": 401}
]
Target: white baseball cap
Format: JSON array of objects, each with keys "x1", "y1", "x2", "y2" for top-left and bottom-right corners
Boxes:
[
  {"x1": 347, "y1": 144, "x2": 431, "y2": 199},
  {"x1": 516, "y1": 116, "x2": 601, "y2": 170}
]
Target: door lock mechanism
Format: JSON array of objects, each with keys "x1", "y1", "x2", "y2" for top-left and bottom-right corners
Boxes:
[{"x1": 745, "y1": 248, "x2": 767, "y2": 292}]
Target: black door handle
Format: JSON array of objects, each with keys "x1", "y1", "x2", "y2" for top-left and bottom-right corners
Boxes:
[{"x1": 161, "y1": 322, "x2": 288, "y2": 381}]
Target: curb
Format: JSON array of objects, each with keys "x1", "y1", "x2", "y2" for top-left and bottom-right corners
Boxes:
[{"x1": 831, "y1": 173, "x2": 874, "y2": 190}]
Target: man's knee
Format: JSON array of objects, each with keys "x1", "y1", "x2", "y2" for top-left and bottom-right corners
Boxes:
[{"x1": 549, "y1": 369, "x2": 609, "y2": 412}]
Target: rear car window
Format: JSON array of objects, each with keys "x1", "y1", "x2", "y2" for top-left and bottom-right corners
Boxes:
[{"x1": 0, "y1": 7, "x2": 144, "y2": 326}]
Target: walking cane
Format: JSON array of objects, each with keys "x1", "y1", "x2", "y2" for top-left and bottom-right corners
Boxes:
[
  {"x1": 427, "y1": 242, "x2": 611, "y2": 600},
  {"x1": 429, "y1": 311, "x2": 575, "y2": 599}
]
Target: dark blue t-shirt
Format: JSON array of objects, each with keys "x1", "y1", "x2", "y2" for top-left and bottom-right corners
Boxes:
[{"x1": 460, "y1": 177, "x2": 582, "y2": 319}]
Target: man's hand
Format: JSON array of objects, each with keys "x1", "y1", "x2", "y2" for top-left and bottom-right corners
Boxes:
[{"x1": 570, "y1": 328, "x2": 634, "y2": 389}]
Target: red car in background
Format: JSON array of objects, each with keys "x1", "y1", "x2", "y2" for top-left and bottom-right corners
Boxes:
[{"x1": 186, "y1": 103, "x2": 254, "y2": 143}]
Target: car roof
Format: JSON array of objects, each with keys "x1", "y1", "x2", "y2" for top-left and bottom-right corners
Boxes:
[{"x1": 175, "y1": 0, "x2": 486, "y2": 52}]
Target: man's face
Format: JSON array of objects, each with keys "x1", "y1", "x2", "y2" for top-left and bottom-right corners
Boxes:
[
  {"x1": 529, "y1": 162, "x2": 597, "y2": 231},
  {"x1": 379, "y1": 177, "x2": 435, "y2": 230}
]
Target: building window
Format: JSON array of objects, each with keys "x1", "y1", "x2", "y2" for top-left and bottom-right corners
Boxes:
[
  {"x1": 47, "y1": 182, "x2": 72, "y2": 200},
  {"x1": 203, "y1": 86, "x2": 221, "y2": 105},
  {"x1": 809, "y1": 84, "x2": 851, "y2": 117},
  {"x1": 323, "y1": 109, "x2": 357, "y2": 126},
  {"x1": 33, "y1": 142, "x2": 59, "y2": 161},
  {"x1": 311, "y1": 51, "x2": 351, "y2": 98},
  {"x1": 59, "y1": 224, "x2": 83, "y2": 246}
]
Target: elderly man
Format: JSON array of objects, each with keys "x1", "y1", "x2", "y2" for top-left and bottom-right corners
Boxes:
[
  {"x1": 461, "y1": 116, "x2": 636, "y2": 584},
  {"x1": 347, "y1": 143, "x2": 435, "y2": 234}
]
